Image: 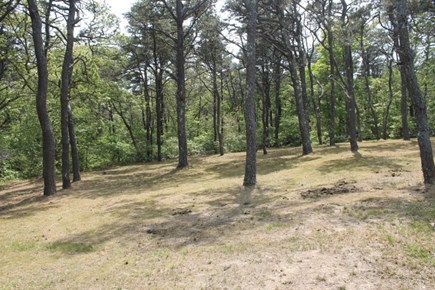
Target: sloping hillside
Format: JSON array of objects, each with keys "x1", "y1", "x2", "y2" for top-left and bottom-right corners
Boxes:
[{"x1": 0, "y1": 139, "x2": 434, "y2": 289}]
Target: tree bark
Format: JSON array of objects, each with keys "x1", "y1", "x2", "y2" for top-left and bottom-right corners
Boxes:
[
  {"x1": 383, "y1": 59, "x2": 394, "y2": 140},
  {"x1": 175, "y1": 0, "x2": 188, "y2": 169},
  {"x1": 395, "y1": 0, "x2": 435, "y2": 183},
  {"x1": 288, "y1": 53, "x2": 313, "y2": 155},
  {"x1": 273, "y1": 53, "x2": 282, "y2": 146},
  {"x1": 341, "y1": 0, "x2": 358, "y2": 152},
  {"x1": 68, "y1": 104, "x2": 80, "y2": 182},
  {"x1": 243, "y1": 0, "x2": 257, "y2": 186},
  {"x1": 387, "y1": 5, "x2": 410, "y2": 140},
  {"x1": 327, "y1": 0, "x2": 336, "y2": 146},
  {"x1": 27, "y1": 0, "x2": 56, "y2": 196},
  {"x1": 60, "y1": 0, "x2": 76, "y2": 189},
  {"x1": 360, "y1": 24, "x2": 380, "y2": 140}
]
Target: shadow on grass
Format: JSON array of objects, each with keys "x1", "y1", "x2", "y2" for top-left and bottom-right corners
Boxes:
[
  {"x1": 0, "y1": 182, "x2": 60, "y2": 219},
  {"x1": 359, "y1": 140, "x2": 419, "y2": 152},
  {"x1": 343, "y1": 189, "x2": 434, "y2": 224},
  {"x1": 44, "y1": 185, "x2": 300, "y2": 255},
  {"x1": 317, "y1": 153, "x2": 403, "y2": 173}
]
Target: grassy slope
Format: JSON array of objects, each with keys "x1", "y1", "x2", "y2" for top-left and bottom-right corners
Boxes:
[{"x1": 0, "y1": 139, "x2": 434, "y2": 289}]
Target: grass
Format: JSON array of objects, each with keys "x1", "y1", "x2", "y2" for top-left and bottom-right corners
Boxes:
[
  {"x1": 0, "y1": 139, "x2": 434, "y2": 289},
  {"x1": 46, "y1": 242, "x2": 96, "y2": 254}
]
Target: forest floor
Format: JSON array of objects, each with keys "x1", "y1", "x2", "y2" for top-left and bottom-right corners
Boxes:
[{"x1": 0, "y1": 139, "x2": 434, "y2": 290}]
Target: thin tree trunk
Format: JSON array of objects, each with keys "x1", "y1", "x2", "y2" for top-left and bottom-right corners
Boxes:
[
  {"x1": 288, "y1": 54, "x2": 313, "y2": 155},
  {"x1": 28, "y1": 0, "x2": 56, "y2": 196},
  {"x1": 388, "y1": 6, "x2": 410, "y2": 140},
  {"x1": 68, "y1": 104, "x2": 80, "y2": 182},
  {"x1": 341, "y1": 0, "x2": 358, "y2": 152},
  {"x1": 273, "y1": 53, "x2": 282, "y2": 146},
  {"x1": 308, "y1": 61, "x2": 322, "y2": 145},
  {"x1": 360, "y1": 24, "x2": 380, "y2": 140},
  {"x1": 243, "y1": 0, "x2": 257, "y2": 186},
  {"x1": 383, "y1": 59, "x2": 394, "y2": 140},
  {"x1": 152, "y1": 30, "x2": 164, "y2": 161},
  {"x1": 218, "y1": 69, "x2": 224, "y2": 156},
  {"x1": 327, "y1": 1, "x2": 336, "y2": 146},
  {"x1": 60, "y1": 0, "x2": 76, "y2": 189}
]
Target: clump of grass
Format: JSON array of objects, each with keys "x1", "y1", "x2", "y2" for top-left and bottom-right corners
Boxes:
[
  {"x1": 343, "y1": 207, "x2": 388, "y2": 220},
  {"x1": 46, "y1": 242, "x2": 95, "y2": 254},
  {"x1": 264, "y1": 222, "x2": 290, "y2": 230},
  {"x1": 10, "y1": 241, "x2": 36, "y2": 251},
  {"x1": 405, "y1": 245, "x2": 435, "y2": 266}
]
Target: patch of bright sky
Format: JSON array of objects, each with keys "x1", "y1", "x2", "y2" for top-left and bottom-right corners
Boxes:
[{"x1": 105, "y1": 0, "x2": 228, "y2": 32}]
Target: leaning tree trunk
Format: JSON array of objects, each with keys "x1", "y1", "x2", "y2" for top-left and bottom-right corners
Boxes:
[
  {"x1": 27, "y1": 0, "x2": 56, "y2": 196},
  {"x1": 396, "y1": 0, "x2": 435, "y2": 183},
  {"x1": 243, "y1": 0, "x2": 257, "y2": 186}
]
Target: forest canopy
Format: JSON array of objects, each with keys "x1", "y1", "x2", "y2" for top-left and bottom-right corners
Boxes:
[{"x1": 0, "y1": 0, "x2": 434, "y2": 192}]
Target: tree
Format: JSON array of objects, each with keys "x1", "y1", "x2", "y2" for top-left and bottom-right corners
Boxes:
[
  {"x1": 27, "y1": 0, "x2": 57, "y2": 195},
  {"x1": 389, "y1": 0, "x2": 435, "y2": 183},
  {"x1": 243, "y1": 0, "x2": 257, "y2": 186},
  {"x1": 158, "y1": 0, "x2": 210, "y2": 169},
  {"x1": 340, "y1": 0, "x2": 358, "y2": 152},
  {"x1": 262, "y1": 0, "x2": 312, "y2": 155},
  {"x1": 60, "y1": 0, "x2": 79, "y2": 188}
]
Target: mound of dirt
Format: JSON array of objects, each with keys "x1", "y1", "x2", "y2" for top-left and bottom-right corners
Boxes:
[{"x1": 300, "y1": 180, "x2": 358, "y2": 199}]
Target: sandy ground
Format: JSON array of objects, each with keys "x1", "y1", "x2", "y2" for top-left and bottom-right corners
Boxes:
[{"x1": 0, "y1": 139, "x2": 434, "y2": 289}]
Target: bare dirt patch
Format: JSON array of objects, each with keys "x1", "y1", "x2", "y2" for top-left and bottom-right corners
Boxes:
[{"x1": 0, "y1": 139, "x2": 434, "y2": 289}]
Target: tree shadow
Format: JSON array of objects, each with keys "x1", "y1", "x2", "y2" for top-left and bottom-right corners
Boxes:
[
  {"x1": 0, "y1": 181, "x2": 62, "y2": 219},
  {"x1": 317, "y1": 153, "x2": 403, "y2": 173},
  {"x1": 360, "y1": 140, "x2": 419, "y2": 152},
  {"x1": 44, "y1": 185, "x2": 301, "y2": 256}
]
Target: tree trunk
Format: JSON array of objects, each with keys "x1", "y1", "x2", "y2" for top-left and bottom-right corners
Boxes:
[
  {"x1": 175, "y1": 0, "x2": 188, "y2": 169},
  {"x1": 60, "y1": 0, "x2": 76, "y2": 189},
  {"x1": 383, "y1": 59, "x2": 394, "y2": 140},
  {"x1": 68, "y1": 104, "x2": 80, "y2": 182},
  {"x1": 387, "y1": 5, "x2": 410, "y2": 141},
  {"x1": 400, "y1": 67, "x2": 410, "y2": 140},
  {"x1": 218, "y1": 68, "x2": 224, "y2": 156},
  {"x1": 260, "y1": 63, "x2": 271, "y2": 155},
  {"x1": 360, "y1": 24, "x2": 380, "y2": 140},
  {"x1": 27, "y1": 0, "x2": 56, "y2": 196},
  {"x1": 327, "y1": 1, "x2": 336, "y2": 146},
  {"x1": 395, "y1": 0, "x2": 435, "y2": 183},
  {"x1": 288, "y1": 54, "x2": 313, "y2": 155},
  {"x1": 308, "y1": 59, "x2": 322, "y2": 145},
  {"x1": 341, "y1": 0, "x2": 358, "y2": 152},
  {"x1": 273, "y1": 53, "x2": 282, "y2": 146},
  {"x1": 243, "y1": 0, "x2": 257, "y2": 186}
]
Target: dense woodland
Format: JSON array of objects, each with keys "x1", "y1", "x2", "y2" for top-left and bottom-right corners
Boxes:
[{"x1": 0, "y1": 0, "x2": 434, "y2": 194}]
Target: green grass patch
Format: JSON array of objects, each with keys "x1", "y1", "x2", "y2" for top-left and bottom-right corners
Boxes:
[
  {"x1": 264, "y1": 222, "x2": 290, "y2": 230},
  {"x1": 10, "y1": 241, "x2": 37, "y2": 251},
  {"x1": 46, "y1": 241, "x2": 95, "y2": 254},
  {"x1": 344, "y1": 207, "x2": 389, "y2": 220},
  {"x1": 405, "y1": 245, "x2": 435, "y2": 266}
]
